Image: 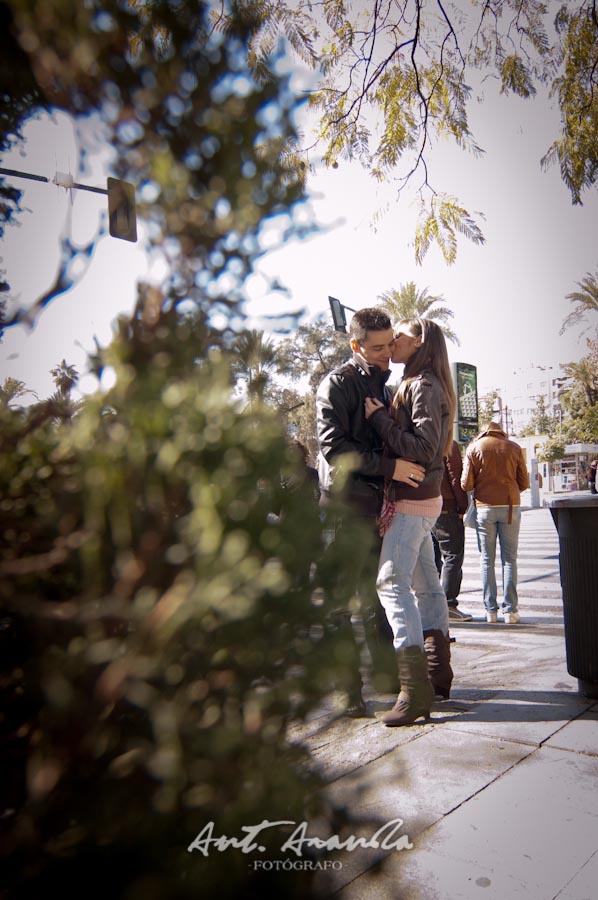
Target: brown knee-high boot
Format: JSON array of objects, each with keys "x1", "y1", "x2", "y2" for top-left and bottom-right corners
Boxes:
[
  {"x1": 381, "y1": 645, "x2": 434, "y2": 727},
  {"x1": 423, "y1": 629, "x2": 453, "y2": 699}
]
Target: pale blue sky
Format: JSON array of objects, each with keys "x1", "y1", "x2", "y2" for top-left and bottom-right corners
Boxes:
[
  {"x1": 1, "y1": 74, "x2": 596, "y2": 401},
  {"x1": 246, "y1": 84, "x2": 597, "y2": 392}
]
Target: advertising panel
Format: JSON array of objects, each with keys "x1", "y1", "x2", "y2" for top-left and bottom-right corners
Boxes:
[{"x1": 452, "y1": 362, "x2": 478, "y2": 443}]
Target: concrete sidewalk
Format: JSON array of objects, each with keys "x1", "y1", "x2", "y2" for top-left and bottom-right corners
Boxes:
[{"x1": 288, "y1": 508, "x2": 598, "y2": 900}]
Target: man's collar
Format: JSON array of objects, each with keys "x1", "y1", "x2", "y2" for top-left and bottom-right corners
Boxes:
[
  {"x1": 479, "y1": 427, "x2": 507, "y2": 439},
  {"x1": 352, "y1": 351, "x2": 371, "y2": 373},
  {"x1": 352, "y1": 352, "x2": 391, "y2": 382}
]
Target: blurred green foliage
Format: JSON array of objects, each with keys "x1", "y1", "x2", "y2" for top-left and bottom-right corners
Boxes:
[
  {"x1": 216, "y1": 0, "x2": 598, "y2": 260},
  {"x1": 0, "y1": 297, "x2": 371, "y2": 898},
  {"x1": 0, "y1": 1, "x2": 371, "y2": 896}
]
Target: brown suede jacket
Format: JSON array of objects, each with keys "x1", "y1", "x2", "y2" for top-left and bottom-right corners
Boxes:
[{"x1": 461, "y1": 426, "x2": 530, "y2": 510}]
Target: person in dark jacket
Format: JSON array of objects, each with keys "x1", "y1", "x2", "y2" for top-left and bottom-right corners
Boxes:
[
  {"x1": 282, "y1": 439, "x2": 320, "y2": 505},
  {"x1": 316, "y1": 308, "x2": 425, "y2": 716},
  {"x1": 432, "y1": 441, "x2": 472, "y2": 622},
  {"x1": 365, "y1": 318, "x2": 457, "y2": 726}
]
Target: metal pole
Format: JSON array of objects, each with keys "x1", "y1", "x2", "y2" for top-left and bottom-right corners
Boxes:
[
  {"x1": 0, "y1": 166, "x2": 107, "y2": 194},
  {"x1": 0, "y1": 166, "x2": 49, "y2": 183},
  {"x1": 71, "y1": 181, "x2": 107, "y2": 195}
]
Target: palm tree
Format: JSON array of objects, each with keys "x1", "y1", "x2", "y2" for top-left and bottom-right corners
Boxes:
[
  {"x1": 561, "y1": 360, "x2": 598, "y2": 409},
  {"x1": 0, "y1": 377, "x2": 36, "y2": 408},
  {"x1": 230, "y1": 329, "x2": 279, "y2": 403},
  {"x1": 50, "y1": 360, "x2": 79, "y2": 398},
  {"x1": 377, "y1": 282, "x2": 460, "y2": 345},
  {"x1": 560, "y1": 269, "x2": 598, "y2": 336}
]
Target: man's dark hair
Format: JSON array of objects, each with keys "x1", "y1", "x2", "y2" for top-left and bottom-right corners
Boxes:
[
  {"x1": 349, "y1": 308, "x2": 392, "y2": 343},
  {"x1": 290, "y1": 439, "x2": 309, "y2": 465}
]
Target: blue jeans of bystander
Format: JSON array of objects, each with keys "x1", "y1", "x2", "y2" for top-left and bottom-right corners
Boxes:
[{"x1": 476, "y1": 505, "x2": 522, "y2": 614}]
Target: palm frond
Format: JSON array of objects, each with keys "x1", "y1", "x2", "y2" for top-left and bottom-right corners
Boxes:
[
  {"x1": 560, "y1": 270, "x2": 598, "y2": 334},
  {"x1": 376, "y1": 282, "x2": 460, "y2": 344}
]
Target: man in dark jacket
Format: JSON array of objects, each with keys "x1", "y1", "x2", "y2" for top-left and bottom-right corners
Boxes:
[
  {"x1": 316, "y1": 308, "x2": 424, "y2": 714},
  {"x1": 432, "y1": 440, "x2": 472, "y2": 621}
]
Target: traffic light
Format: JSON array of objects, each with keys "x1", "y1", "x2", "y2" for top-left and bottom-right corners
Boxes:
[
  {"x1": 328, "y1": 296, "x2": 347, "y2": 333},
  {"x1": 107, "y1": 177, "x2": 137, "y2": 242}
]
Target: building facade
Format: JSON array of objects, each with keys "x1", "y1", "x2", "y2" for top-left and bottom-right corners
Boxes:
[{"x1": 480, "y1": 363, "x2": 570, "y2": 436}]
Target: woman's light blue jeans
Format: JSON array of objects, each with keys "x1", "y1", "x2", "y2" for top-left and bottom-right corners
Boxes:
[
  {"x1": 476, "y1": 505, "x2": 521, "y2": 613},
  {"x1": 376, "y1": 512, "x2": 449, "y2": 651}
]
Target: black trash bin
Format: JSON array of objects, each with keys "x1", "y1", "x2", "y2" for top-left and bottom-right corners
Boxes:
[{"x1": 549, "y1": 495, "x2": 598, "y2": 698}]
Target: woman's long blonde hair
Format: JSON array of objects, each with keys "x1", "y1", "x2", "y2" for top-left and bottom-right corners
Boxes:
[{"x1": 392, "y1": 317, "x2": 457, "y2": 456}]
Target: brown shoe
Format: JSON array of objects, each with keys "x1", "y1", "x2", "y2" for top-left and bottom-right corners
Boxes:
[{"x1": 381, "y1": 646, "x2": 434, "y2": 727}]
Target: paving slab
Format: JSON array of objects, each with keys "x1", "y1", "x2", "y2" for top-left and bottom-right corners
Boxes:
[
  {"x1": 440, "y1": 689, "x2": 595, "y2": 746},
  {"x1": 331, "y1": 746, "x2": 598, "y2": 900},
  {"x1": 333, "y1": 846, "x2": 554, "y2": 900},
  {"x1": 318, "y1": 729, "x2": 532, "y2": 891},
  {"x1": 545, "y1": 705, "x2": 598, "y2": 757},
  {"x1": 553, "y1": 849, "x2": 598, "y2": 900},
  {"x1": 289, "y1": 705, "x2": 439, "y2": 782}
]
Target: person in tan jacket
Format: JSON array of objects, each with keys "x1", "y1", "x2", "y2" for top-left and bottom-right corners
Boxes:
[{"x1": 461, "y1": 423, "x2": 530, "y2": 624}]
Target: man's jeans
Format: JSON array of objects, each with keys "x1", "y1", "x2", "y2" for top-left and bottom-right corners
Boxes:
[
  {"x1": 377, "y1": 512, "x2": 449, "y2": 651},
  {"x1": 476, "y1": 505, "x2": 521, "y2": 613},
  {"x1": 432, "y1": 511, "x2": 465, "y2": 604},
  {"x1": 320, "y1": 512, "x2": 397, "y2": 692}
]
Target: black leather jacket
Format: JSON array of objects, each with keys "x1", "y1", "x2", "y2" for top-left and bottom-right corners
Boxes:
[
  {"x1": 316, "y1": 355, "x2": 396, "y2": 517},
  {"x1": 368, "y1": 371, "x2": 450, "y2": 502}
]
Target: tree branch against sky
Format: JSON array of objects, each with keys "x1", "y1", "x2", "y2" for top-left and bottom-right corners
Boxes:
[
  {"x1": 1, "y1": 0, "x2": 309, "y2": 326},
  {"x1": 221, "y1": 0, "x2": 598, "y2": 263},
  {"x1": 2, "y1": 0, "x2": 597, "y2": 404},
  {"x1": 274, "y1": 320, "x2": 349, "y2": 389}
]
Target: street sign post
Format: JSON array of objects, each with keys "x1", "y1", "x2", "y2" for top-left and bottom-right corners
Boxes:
[
  {"x1": 107, "y1": 177, "x2": 137, "y2": 242},
  {"x1": 0, "y1": 167, "x2": 137, "y2": 242},
  {"x1": 328, "y1": 296, "x2": 357, "y2": 333}
]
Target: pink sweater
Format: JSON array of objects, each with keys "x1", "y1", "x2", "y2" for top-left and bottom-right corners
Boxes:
[{"x1": 379, "y1": 494, "x2": 442, "y2": 535}]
